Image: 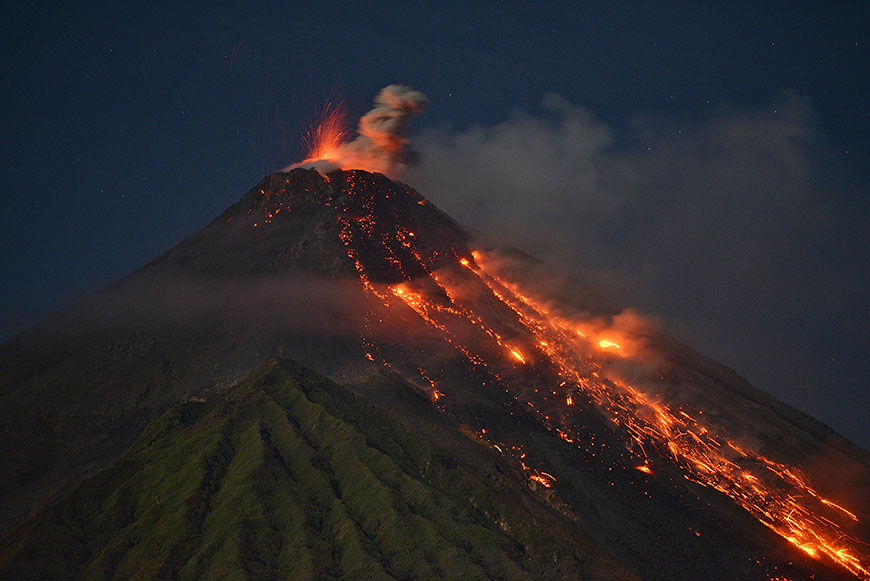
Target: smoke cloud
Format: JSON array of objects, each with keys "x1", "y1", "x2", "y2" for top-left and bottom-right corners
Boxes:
[
  {"x1": 405, "y1": 92, "x2": 869, "y2": 446},
  {"x1": 287, "y1": 85, "x2": 429, "y2": 178}
]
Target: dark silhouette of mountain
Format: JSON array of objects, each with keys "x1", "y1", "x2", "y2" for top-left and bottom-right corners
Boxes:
[{"x1": 1, "y1": 168, "x2": 867, "y2": 579}]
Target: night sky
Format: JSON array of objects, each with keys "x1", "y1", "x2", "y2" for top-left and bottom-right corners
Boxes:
[{"x1": 2, "y1": 2, "x2": 868, "y2": 446}]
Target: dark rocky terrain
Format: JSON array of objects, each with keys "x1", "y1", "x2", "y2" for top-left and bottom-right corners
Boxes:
[{"x1": 1, "y1": 168, "x2": 867, "y2": 578}]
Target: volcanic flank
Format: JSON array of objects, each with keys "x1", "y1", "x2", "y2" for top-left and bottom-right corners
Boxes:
[{"x1": 1, "y1": 167, "x2": 869, "y2": 579}]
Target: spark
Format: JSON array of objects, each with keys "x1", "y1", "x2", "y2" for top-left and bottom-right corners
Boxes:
[{"x1": 300, "y1": 101, "x2": 349, "y2": 162}]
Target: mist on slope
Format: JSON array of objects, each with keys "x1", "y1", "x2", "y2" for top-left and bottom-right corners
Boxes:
[{"x1": 49, "y1": 271, "x2": 370, "y2": 337}]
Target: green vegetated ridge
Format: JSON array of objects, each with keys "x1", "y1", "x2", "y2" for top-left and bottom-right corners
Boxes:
[{"x1": 0, "y1": 359, "x2": 616, "y2": 580}]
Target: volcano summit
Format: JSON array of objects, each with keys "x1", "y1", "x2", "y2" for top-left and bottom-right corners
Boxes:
[{"x1": 1, "y1": 168, "x2": 868, "y2": 579}]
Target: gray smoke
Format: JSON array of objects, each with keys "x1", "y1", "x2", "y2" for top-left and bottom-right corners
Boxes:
[
  {"x1": 288, "y1": 85, "x2": 429, "y2": 178},
  {"x1": 353, "y1": 85, "x2": 429, "y2": 156},
  {"x1": 404, "y1": 91, "x2": 870, "y2": 446}
]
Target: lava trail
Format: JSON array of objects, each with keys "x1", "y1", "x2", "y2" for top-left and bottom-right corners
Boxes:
[
  {"x1": 257, "y1": 168, "x2": 868, "y2": 578},
  {"x1": 325, "y1": 175, "x2": 869, "y2": 578}
]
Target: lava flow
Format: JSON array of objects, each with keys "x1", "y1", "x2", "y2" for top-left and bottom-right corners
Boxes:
[
  {"x1": 257, "y1": 166, "x2": 868, "y2": 578},
  {"x1": 468, "y1": 252, "x2": 870, "y2": 579},
  {"x1": 327, "y1": 176, "x2": 867, "y2": 578}
]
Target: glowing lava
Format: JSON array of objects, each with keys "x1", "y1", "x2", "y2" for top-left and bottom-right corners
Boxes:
[
  {"x1": 300, "y1": 101, "x2": 349, "y2": 164},
  {"x1": 265, "y1": 170, "x2": 868, "y2": 579},
  {"x1": 467, "y1": 251, "x2": 869, "y2": 579}
]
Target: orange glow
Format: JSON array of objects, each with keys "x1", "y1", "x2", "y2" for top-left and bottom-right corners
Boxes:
[
  {"x1": 301, "y1": 101, "x2": 348, "y2": 162},
  {"x1": 636, "y1": 465, "x2": 653, "y2": 475},
  {"x1": 509, "y1": 347, "x2": 526, "y2": 364},
  {"x1": 598, "y1": 339, "x2": 621, "y2": 350},
  {"x1": 820, "y1": 498, "x2": 859, "y2": 522},
  {"x1": 528, "y1": 472, "x2": 555, "y2": 488}
]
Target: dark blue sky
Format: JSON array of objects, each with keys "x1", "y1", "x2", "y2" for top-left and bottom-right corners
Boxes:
[{"x1": 2, "y1": 2, "x2": 868, "y2": 445}]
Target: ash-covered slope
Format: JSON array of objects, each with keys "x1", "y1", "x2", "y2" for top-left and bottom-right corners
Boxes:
[{"x1": 1, "y1": 168, "x2": 868, "y2": 579}]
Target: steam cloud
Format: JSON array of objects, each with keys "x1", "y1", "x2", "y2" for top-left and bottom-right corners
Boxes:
[{"x1": 288, "y1": 85, "x2": 429, "y2": 178}]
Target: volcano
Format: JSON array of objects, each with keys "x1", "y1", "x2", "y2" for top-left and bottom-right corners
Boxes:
[{"x1": 1, "y1": 168, "x2": 868, "y2": 579}]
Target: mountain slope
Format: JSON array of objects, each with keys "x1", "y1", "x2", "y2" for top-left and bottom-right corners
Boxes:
[
  {"x1": 0, "y1": 169, "x2": 474, "y2": 537},
  {"x1": 1, "y1": 168, "x2": 867, "y2": 578},
  {"x1": 0, "y1": 358, "x2": 630, "y2": 580}
]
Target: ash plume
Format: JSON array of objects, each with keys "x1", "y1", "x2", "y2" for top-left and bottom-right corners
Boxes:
[{"x1": 287, "y1": 85, "x2": 429, "y2": 178}]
